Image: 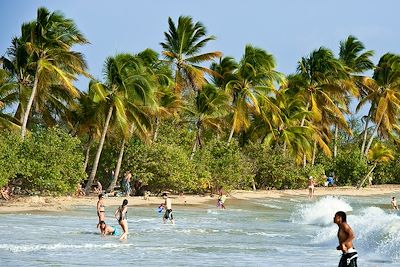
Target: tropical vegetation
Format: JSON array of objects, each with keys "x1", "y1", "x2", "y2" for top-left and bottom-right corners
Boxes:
[{"x1": 2, "y1": 7, "x2": 400, "y2": 195}]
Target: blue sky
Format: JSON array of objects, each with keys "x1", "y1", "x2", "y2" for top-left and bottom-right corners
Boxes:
[{"x1": 1, "y1": 0, "x2": 399, "y2": 96}]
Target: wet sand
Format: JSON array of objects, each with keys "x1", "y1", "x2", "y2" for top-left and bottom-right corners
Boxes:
[{"x1": 1, "y1": 185, "x2": 400, "y2": 213}]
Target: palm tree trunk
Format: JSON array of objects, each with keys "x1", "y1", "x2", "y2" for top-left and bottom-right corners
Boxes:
[
  {"x1": 153, "y1": 117, "x2": 160, "y2": 142},
  {"x1": 333, "y1": 124, "x2": 338, "y2": 158},
  {"x1": 364, "y1": 114, "x2": 384, "y2": 156},
  {"x1": 357, "y1": 163, "x2": 376, "y2": 189},
  {"x1": 85, "y1": 105, "x2": 114, "y2": 193},
  {"x1": 283, "y1": 141, "x2": 287, "y2": 156},
  {"x1": 300, "y1": 102, "x2": 310, "y2": 167},
  {"x1": 107, "y1": 138, "x2": 126, "y2": 192},
  {"x1": 21, "y1": 71, "x2": 39, "y2": 139},
  {"x1": 303, "y1": 154, "x2": 307, "y2": 168},
  {"x1": 190, "y1": 121, "x2": 201, "y2": 160},
  {"x1": 227, "y1": 124, "x2": 235, "y2": 144},
  {"x1": 360, "y1": 112, "x2": 371, "y2": 156},
  {"x1": 83, "y1": 136, "x2": 93, "y2": 171},
  {"x1": 311, "y1": 140, "x2": 317, "y2": 166}
]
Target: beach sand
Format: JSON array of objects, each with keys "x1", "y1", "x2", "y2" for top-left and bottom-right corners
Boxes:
[{"x1": 1, "y1": 184, "x2": 400, "y2": 213}]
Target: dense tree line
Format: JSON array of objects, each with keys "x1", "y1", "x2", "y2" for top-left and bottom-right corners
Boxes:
[{"x1": 1, "y1": 8, "x2": 400, "y2": 195}]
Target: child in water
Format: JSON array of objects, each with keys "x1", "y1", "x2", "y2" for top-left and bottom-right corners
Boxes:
[{"x1": 98, "y1": 221, "x2": 118, "y2": 236}]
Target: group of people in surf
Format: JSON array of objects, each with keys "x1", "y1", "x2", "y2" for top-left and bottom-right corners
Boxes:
[{"x1": 96, "y1": 192, "x2": 175, "y2": 240}]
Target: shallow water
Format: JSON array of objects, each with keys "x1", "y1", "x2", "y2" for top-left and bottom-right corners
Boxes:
[{"x1": 0, "y1": 194, "x2": 399, "y2": 266}]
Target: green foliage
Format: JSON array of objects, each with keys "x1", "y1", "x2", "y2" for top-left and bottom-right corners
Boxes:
[
  {"x1": 332, "y1": 149, "x2": 368, "y2": 185},
  {"x1": 0, "y1": 131, "x2": 21, "y2": 187},
  {"x1": 124, "y1": 141, "x2": 198, "y2": 193},
  {"x1": 194, "y1": 140, "x2": 253, "y2": 191},
  {"x1": 18, "y1": 128, "x2": 86, "y2": 194}
]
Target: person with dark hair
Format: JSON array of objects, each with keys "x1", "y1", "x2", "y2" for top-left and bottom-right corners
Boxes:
[
  {"x1": 115, "y1": 199, "x2": 129, "y2": 240},
  {"x1": 96, "y1": 194, "x2": 105, "y2": 226},
  {"x1": 334, "y1": 211, "x2": 357, "y2": 267},
  {"x1": 98, "y1": 221, "x2": 118, "y2": 236},
  {"x1": 162, "y1": 193, "x2": 174, "y2": 224},
  {"x1": 391, "y1": 196, "x2": 399, "y2": 210}
]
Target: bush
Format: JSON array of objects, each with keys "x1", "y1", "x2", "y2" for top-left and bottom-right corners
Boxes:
[
  {"x1": 18, "y1": 128, "x2": 86, "y2": 194},
  {"x1": 0, "y1": 131, "x2": 21, "y2": 188},
  {"x1": 332, "y1": 149, "x2": 368, "y2": 186}
]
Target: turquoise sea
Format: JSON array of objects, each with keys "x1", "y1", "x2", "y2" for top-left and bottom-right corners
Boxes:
[{"x1": 0, "y1": 194, "x2": 399, "y2": 266}]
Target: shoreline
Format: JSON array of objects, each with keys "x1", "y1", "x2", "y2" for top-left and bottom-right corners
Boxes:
[{"x1": 1, "y1": 185, "x2": 400, "y2": 213}]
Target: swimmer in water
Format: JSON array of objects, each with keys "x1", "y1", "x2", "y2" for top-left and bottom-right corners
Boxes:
[
  {"x1": 98, "y1": 221, "x2": 118, "y2": 236},
  {"x1": 391, "y1": 196, "x2": 399, "y2": 210},
  {"x1": 115, "y1": 199, "x2": 129, "y2": 240},
  {"x1": 97, "y1": 194, "x2": 105, "y2": 227}
]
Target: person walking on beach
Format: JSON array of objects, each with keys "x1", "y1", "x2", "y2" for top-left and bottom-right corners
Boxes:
[
  {"x1": 162, "y1": 193, "x2": 174, "y2": 224},
  {"x1": 123, "y1": 171, "x2": 132, "y2": 197},
  {"x1": 308, "y1": 176, "x2": 315, "y2": 198},
  {"x1": 334, "y1": 211, "x2": 358, "y2": 267},
  {"x1": 115, "y1": 199, "x2": 129, "y2": 240},
  {"x1": 217, "y1": 186, "x2": 227, "y2": 209},
  {"x1": 391, "y1": 196, "x2": 399, "y2": 210},
  {"x1": 97, "y1": 194, "x2": 105, "y2": 226},
  {"x1": 98, "y1": 221, "x2": 119, "y2": 236}
]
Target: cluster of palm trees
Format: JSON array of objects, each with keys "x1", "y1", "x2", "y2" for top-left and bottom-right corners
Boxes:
[{"x1": 1, "y1": 8, "x2": 399, "y2": 191}]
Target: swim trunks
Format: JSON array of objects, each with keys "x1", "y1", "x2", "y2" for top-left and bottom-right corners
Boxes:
[
  {"x1": 338, "y1": 248, "x2": 358, "y2": 267},
  {"x1": 164, "y1": 209, "x2": 173, "y2": 220},
  {"x1": 111, "y1": 226, "x2": 118, "y2": 236}
]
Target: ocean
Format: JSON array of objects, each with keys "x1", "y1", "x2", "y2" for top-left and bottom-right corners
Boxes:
[{"x1": 0, "y1": 194, "x2": 399, "y2": 266}]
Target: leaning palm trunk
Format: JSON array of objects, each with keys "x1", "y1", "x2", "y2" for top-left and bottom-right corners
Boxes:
[
  {"x1": 190, "y1": 122, "x2": 202, "y2": 160},
  {"x1": 227, "y1": 124, "x2": 235, "y2": 144},
  {"x1": 360, "y1": 112, "x2": 371, "y2": 156},
  {"x1": 21, "y1": 71, "x2": 39, "y2": 139},
  {"x1": 333, "y1": 124, "x2": 338, "y2": 158},
  {"x1": 311, "y1": 140, "x2": 317, "y2": 166},
  {"x1": 364, "y1": 115, "x2": 384, "y2": 156},
  {"x1": 357, "y1": 163, "x2": 376, "y2": 189},
  {"x1": 107, "y1": 138, "x2": 126, "y2": 192},
  {"x1": 85, "y1": 105, "x2": 114, "y2": 193},
  {"x1": 153, "y1": 117, "x2": 160, "y2": 142},
  {"x1": 83, "y1": 136, "x2": 93, "y2": 171}
]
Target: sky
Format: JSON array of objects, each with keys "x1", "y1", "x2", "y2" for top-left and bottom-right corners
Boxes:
[{"x1": 1, "y1": 0, "x2": 399, "y2": 104}]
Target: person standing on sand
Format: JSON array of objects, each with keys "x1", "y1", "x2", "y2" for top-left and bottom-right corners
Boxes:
[
  {"x1": 123, "y1": 171, "x2": 132, "y2": 196},
  {"x1": 308, "y1": 176, "x2": 315, "y2": 198},
  {"x1": 334, "y1": 211, "x2": 358, "y2": 267},
  {"x1": 97, "y1": 194, "x2": 105, "y2": 226},
  {"x1": 162, "y1": 193, "x2": 174, "y2": 224},
  {"x1": 217, "y1": 186, "x2": 226, "y2": 209},
  {"x1": 391, "y1": 196, "x2": 399, "y2": 210},
  {"x1": 115, "y1": 199, "x2": 129, "y2": 240}
]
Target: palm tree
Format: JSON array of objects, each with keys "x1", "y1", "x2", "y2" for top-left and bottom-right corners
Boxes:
[
  {"x1": 226, "y1": 45, "x2": 284, "y2": 143},
  {"x1": 103, "y1": 53, "x2": 156, "y2": 193},
  {"x1": 15, "y1": 7, "x2": 89, "y2": 139},
  {"x1": 160, "y1": 16, "x2": 221, "y2": 94},
  {"x1": 188, "y1": 83, "x2": 229, "y2": 159},
  {"x1": 0, "y1": 67, "x2": 21, "y2": 130},
  {"x1": 85, "y1": 54, "x2": 151, "y2": 193},
  {"x1": 358, "y1": 53, "x2": 400, "y2": 156},
  {"x1": 357, "y1": 142, "x2": 393, "y2": 189},
  {"x1": 338, "y1": 35, "x2": 374, "y2": 156}
]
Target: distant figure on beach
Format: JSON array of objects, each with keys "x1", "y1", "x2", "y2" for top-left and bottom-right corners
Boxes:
[
  {"x1": 162, "y1": 193, "x2": 174, "y2": 224},
  {"x1": 76, "y1": 183, "x2": 85, "y2": 197},
  {"x1": 115, "y1": 199, "x2": 129, "y2": 240},
  {"x1": 308, "y1": 176, "x2": 315, "y2": 198},
  {"x1": 98, "y1": 221, "x2": 118, "y2": 236},
  {"x1": 1, "y1": 185, "x2": 11, "y2": 201},
  {"x1": 97, "y1": 194, "x2": 105, "y2": 225},
  {"x1": 94, "y1": 180, "x2": 102, "y2": 194},
  {"x1": 391, "y1": 197, "x2": 399, "y2": 210},
  {"x1": 123, "y1": 171, "x2": 132, "y2": 197},
  {"x1": 334, "y1": 211, "x2": 358, "y2": 267},
  {"x1": 217, "y1": 186, "x2": 226, "y2": 209}
]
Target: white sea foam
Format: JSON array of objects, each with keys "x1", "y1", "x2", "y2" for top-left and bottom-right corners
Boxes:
[
  {"x1": 305, "y1": 204, "x2": 400, "y2": 261},
  {"x1": 291, "y1": 196, "x2": 353, "y2": 226},
  {"x1": 0, "y1": 242, "x2": 133, "y2": 253}
]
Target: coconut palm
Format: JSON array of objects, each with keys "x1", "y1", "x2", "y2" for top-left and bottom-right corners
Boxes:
[
  {"x1": 187, "y1": 83, "x2": 229, "y2": 159},
  {"x1": 226, "y1": 45, "x2": 284, "y2": 143},
  {"x1": 357, "y1": 142, "x2": 394, "y2": 189},
  {"x1": 160, "y1": 16, "x2": 221, "y2": 94},
  {"x1": 338, "y1": 35, "x2": 374, "y2": 156},
  {"x1": 85, "y1": 54, "x2": 153, "y2": 193},
  {"x1": 15, "y1": 7, "x2": 89, "y2": 139},
  {"x1": 105, "y1": 53, "x2": 156, "y2": 193},
  {"x1": 358, "y1": 53, "x2": 400, "y2": 156}
]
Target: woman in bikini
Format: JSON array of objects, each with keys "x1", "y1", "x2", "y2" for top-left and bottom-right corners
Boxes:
[
  {"x1": 115, "y1": 199, "x2": 129, "y2": 240},
  {"x1": 97, "y1": 194, "x2": 105, "y2": 226},
  {"x1": 98, "y1": 221, "x2": 118, "y2": 236},
  {"x1": 308, "y1": 176, "x2": 315, "y2": 199}
]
